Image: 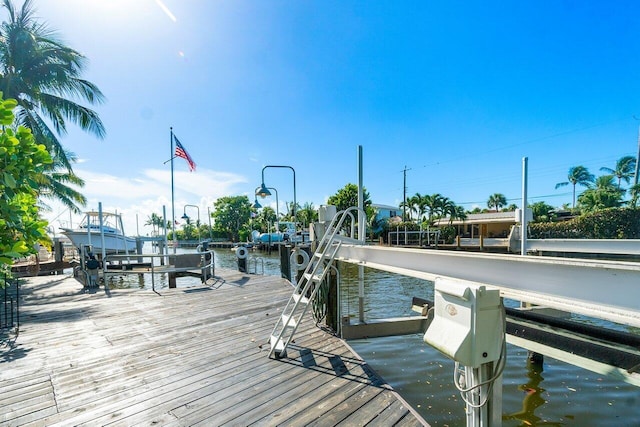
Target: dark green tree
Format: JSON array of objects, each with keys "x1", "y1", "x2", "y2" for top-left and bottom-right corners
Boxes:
[
  {"x1": 529, "y1": 201, "x2": 556, "y2": 222},
  {"x1": 211, "y1": 195, "x2": 251, "y2": 241},
  {"x1": 327, "y1": 183, "x2": 372, "y2": 212},
  {"x1": 327, "y1": 183, "x2": 372, "y2": 236},
  {"x1": 578, "y1": 175, "x2": 624, "y2": 212}
]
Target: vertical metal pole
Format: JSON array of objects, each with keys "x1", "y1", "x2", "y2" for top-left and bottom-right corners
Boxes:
[
  {"x1": 403, "y1": 166, "x2": 407, "y2": 222},
  {"x1": 170, "y1": 127, "x2": 177, "y2": 254},
  {"x1": 464, "y1": 363, "x2": 501, "y2": 427},
  {"x1": 521, "y1": 157, "x2": 528, "y2": 256},
  {"x1": 357, "y1": 146, "x2": 365, "y2": 322},
  {"x1": 635, "y1": 122, "x2": 640, "y2": 188},
  {"x1": 633, "y1": 123, "x2": 640, "y2": 206},
  {"x1": 207, "y1": 207, "x2": 213, "y2": 239},
  {"x1": 99, "y1": 203, "x2": 106, "y2": 261}
]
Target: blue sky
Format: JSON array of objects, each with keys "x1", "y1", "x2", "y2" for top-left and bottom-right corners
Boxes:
[{"x1": 31, "y1": 0, "x2": 640, "y2": 235}]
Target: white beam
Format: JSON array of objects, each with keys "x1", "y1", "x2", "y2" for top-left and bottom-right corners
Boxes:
[
  {"x1": 527, "y1": 239, "x2": 640, "y2": 255},
  {"x1": 335, "y1": 245, "x2": 640, "y2": 328}
]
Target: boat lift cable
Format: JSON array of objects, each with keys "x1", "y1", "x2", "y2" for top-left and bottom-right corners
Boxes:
[{"x1": 453, "y1": 310, "x2": 508, "y2": 409}]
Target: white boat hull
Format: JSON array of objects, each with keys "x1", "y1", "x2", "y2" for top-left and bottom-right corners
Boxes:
[{"x1": 62, "y1": 231, "x2": 137, "y2": 254}]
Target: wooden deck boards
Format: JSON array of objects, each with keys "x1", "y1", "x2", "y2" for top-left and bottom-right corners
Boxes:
[{"x1": 0, "y1": 269, "x2": 427, "y2": 426}]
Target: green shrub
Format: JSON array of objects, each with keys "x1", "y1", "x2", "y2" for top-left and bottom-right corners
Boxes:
[{"x1": 528, "y1": 208, "x2": 640, "y2": 239}]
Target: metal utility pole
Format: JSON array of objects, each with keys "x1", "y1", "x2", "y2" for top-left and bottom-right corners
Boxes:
[
  {"x1": 633, "y1": 122, "x2": 640, "y2": 185},
  {"x1": 402, "y1": 166, "x2": 411, "y2": 221}
]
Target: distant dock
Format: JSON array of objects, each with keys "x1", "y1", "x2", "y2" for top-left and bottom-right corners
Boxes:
[{"x1": 0, "y1": 268, "x2": 426, "y2": 426}]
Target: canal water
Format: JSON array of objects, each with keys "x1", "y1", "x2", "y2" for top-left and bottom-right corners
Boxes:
[{"x1": 106, "y1": 246, "x2": 640, "y2": 426}]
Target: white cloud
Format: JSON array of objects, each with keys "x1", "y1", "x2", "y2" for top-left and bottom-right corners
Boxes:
[{"x1": 45, "y1": 167, "x2": 250, "y2": 238}]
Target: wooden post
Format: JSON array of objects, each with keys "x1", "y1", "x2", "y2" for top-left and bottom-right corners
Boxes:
[
  {"x1": 326, "y1": 265, "x2": 339, "y2": 333},
  {"x1": 279, "y1": 244, "x2": 291, "y2": 281},
  {"x1": 53, "y1": 238, "x2": 64, "y2": 274},
  {"x1": 169, "y1": 272, "x2": 176, "y2": 288},
  {"x1": 136, "y1": 238, "x2": 144, "y2": 263},
  {"x1": 237, "y1": 256, "x2": 247, "y2": 273}
]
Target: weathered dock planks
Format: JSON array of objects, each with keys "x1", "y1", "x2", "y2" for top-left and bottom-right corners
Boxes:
[{"x1": 0, "y1": 269, "x2": 427, "y2": 426}]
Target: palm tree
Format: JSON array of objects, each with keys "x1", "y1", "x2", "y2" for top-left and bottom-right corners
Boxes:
[
  {"x1": 0, "y1": 0, "x2": 105, "y2": 172},
  {"x1": 424, "y1": 193, "x2": 445, "y2": 224},
  {"x1": 629, "y1": 183, "x2": 640, "y2": 208},
  {"x1": 487, "y1": 193, "x2": 507, "y2": 212},
  {"x1": 145, "y1": 213, "x2": 164, "y2": 236},
  {"x1": 555, "y1": 166, "x2": 595, "y2": 209},
  {"x1": 451, "y1": 205, "x2": 467, "y2": 223},
  {"x1": 38, "y1": 156, "x2": 87, "y2": 213},
  {"x1": 577, "y1": 175, "x2": 624, "y2": 212},
  {"x1": 297, "y1": 202, "x2": 317, "y2": 228},
  {"x1": 600, "y1": 155, "x2": 636, "y2": 188},
  {"x1": 408, "y1": 193, "x2": 428, "y2": 223}
]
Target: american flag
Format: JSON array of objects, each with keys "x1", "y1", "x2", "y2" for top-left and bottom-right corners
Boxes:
[{"x1": 174, "y1": 135, "x2": 196, "y2": 171}]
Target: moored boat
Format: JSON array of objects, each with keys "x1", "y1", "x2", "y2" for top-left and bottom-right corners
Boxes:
[{"x1": 60, "y1": 211, "x2": 136, "y2": 254}]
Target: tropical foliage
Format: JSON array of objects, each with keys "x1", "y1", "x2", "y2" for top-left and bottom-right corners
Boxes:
[
  {"x1": 297, "y1": 202, "x2": 318, "y2": 228},
  {"x1": 555, "y1": 165, "x2": 595, "y2": 209},
  {"x1": 0, "y1": 95, "x2": 52, "y2": 278},
  {"x1": 211, "y1": 195, "x2": 252, "y2": 242},
  {"x1": 327, "y1": 183, "x2": 373, "y2": 235},
  {"x1": 487, "y1": 193, "x2": 507, "y2": 212},
  {"x1": 404, "y1": 192, "x2": 464, "y2": 225},
  {"x1": 252, "y1": 206, "x2": 277, "y2": 233},
  {"x1": 577, "y1": 175, "x2": 624, "y2": 212},
  {"x1": 0, "y1": 0, "x2": 105, "y2": 212},
  {"x1": 600, "y1": 155, "x2": 636, "y2": 188},
  {"x1": 529, "y1": 208, "x2": 640, "y2": 239},
  {"x1": 145, "y1": 213, "x2": 165, "y2": 236},
  {"x1": 327, "y1": 183, "x2": 371, "y2": 212},
  {"x1": 529, "y1": 201, "x2": 556, "y2": 222}
]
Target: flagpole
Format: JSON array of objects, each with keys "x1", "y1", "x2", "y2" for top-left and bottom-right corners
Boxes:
[{"x1": 170, "y1": 127, "x2": 177, "y2": 253}]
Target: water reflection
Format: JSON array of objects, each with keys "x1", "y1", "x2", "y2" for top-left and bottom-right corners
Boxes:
[{"x1": 503, "y1": 354, "x2": 563, "y2": 426}]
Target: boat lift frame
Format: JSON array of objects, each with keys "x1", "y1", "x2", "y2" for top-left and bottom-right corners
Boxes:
[{"x1": 334, "y1": 244, "x2": 640, "y2": 328}]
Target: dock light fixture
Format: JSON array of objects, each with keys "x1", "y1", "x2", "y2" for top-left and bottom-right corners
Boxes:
[
  {"x1": 257, "y1": 183, "x2": 272, "y2": 198},
  {"x1": 253, "y1": 186, "x2": 280, "y2": 231},
  {"x1": 257, "y1": 165, "x2": 296, "y2": 226}
]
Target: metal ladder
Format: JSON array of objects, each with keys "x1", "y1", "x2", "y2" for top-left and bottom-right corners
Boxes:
[{"x1": 268, "y1": 207, "x2": 365, "y2": 358}]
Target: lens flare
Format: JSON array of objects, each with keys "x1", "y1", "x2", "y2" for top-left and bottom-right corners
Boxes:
[{"x1": 155, "y1": 0, "x2": 177, "y2": 22}]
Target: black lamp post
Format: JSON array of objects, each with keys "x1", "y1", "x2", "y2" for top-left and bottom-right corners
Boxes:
[
  {"x1": 257, "y1": 165, "x2": 295, "y2": 226},
  {"x1": 182, "y1": 204, "x2": 200, "y2": 241}
]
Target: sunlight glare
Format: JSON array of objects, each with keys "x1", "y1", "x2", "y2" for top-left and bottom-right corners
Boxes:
[{"x1": 154, "y1": 0, "x2": 177, "y2": 22}]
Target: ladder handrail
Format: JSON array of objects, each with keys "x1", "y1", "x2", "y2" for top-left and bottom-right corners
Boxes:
[{"x1": 268, "y1": 206, "x2": 366, "y2": 358}]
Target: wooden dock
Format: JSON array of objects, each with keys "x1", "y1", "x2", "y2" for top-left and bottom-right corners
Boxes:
[{"x1": 0, "y1": 269, "x2": 427, "y2": 426}]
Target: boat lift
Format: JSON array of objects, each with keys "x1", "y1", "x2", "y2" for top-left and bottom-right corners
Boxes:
[{"x1": 330, "y1": 243, "x2": 640, "y2": 426}]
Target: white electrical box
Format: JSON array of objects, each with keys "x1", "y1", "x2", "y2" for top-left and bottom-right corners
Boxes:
[
  {"x1": 423, "y1": 277, "x2": 503, "y2": 368},
  {"x1": 318, "y1": 205, "x2": 337, "y2": 223}
]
